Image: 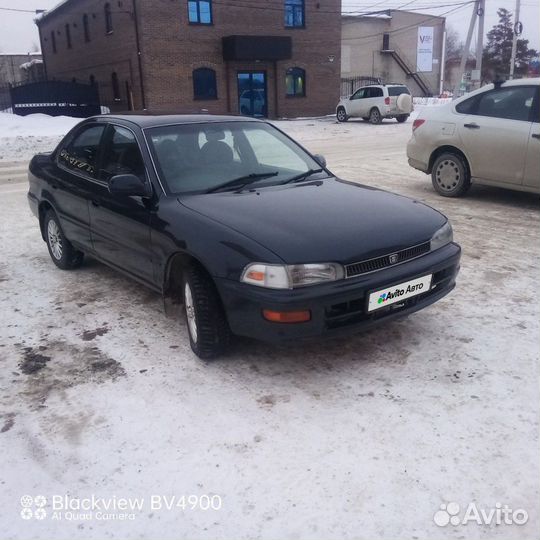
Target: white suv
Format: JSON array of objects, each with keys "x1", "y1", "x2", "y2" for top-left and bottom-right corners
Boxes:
[
  {"x1": 407, "y1": 78, "x2": 540, "y2": 197},
  {"x1": 336, "y1": 84, "x2": 413, "y2": 124}
]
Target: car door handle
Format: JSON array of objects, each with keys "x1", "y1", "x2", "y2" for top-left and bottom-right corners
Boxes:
[
  {"x1": 532, "y1": 133, "x2": 540, "y2": 139},
  {"x1": 464, "y1": 123, "x2": 480, "y2": 129}
]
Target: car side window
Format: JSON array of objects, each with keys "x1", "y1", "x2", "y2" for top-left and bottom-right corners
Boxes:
[
  {"x1": 370, "y1": 87, "x2": 383, "y2": 98},
  {"x1": 351, "y1": 88, "x2": 366, "y2": 100},
  {"x1": 58, "y1": 124, "x2": 105, "y2": 178},
  {"x1": 464, "y1": 86, "x2": 536, "y2": 122},
  {"x1": 455, "y1": 96, "x2": 477, "y2": 115},
  {"x1": 531, "y1": 88, "x2": 539, "y2": 123},
  {"x1": 99, "y1": 125, "x2": 146, "y2": 182}
]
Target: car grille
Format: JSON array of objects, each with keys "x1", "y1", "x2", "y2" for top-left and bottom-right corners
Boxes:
[{"x1": 345, "y1": 241, "x2": 431, "y2": 278}]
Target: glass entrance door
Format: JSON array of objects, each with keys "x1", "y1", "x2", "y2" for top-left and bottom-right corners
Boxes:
[{"x1": 237, "y1": 72, "x2": 267, "y2": 117}]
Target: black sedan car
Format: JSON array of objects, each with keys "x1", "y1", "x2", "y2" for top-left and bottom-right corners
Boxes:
[{"x1": 28, "y1": 114, "x2": 460, "y2": 358}]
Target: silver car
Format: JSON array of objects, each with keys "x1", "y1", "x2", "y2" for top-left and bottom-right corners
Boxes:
[{"x1": 407, "y1": 78, "x2": 540, "y2": 197}]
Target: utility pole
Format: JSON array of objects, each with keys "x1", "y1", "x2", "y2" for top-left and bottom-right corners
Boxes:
[
  {"x1": 475, "y1": 0, "x2": 485, "y2": 87},
  {"x1": 453, "y1": 0, "x2": 481, "y2": 97},
  {"x1": 440, "y1": 29, "x2": 447, "y2": 94},
  {"x1": 509, "y1": 0, "x2": 521, "y2": 79}
]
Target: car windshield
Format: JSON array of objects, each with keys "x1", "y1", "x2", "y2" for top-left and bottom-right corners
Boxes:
[
  {"x1": 387, "y1": 86, "x2": 410, "y2": 96},
  {"x1": 145, "y1": 121, "x2": 327, "y2": 194}
]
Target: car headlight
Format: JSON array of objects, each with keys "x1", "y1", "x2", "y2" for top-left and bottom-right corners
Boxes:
[
  {"x1": 430, "y1": 221, "x2": 453, "y2": 251},
  {"x1": 241, "y1": 263, "x2": 345, "y2": 289}
]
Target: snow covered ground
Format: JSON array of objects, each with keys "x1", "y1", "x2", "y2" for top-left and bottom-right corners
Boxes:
[{"x1": 0, "y1": 111, "x2": 539, "y2": 540}]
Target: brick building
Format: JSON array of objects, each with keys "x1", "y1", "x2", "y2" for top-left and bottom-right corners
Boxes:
[{"x1": 36, "y1": 0, "x2": 341, "y2": 117}]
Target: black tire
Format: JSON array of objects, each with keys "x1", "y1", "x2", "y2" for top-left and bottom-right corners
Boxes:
[
  {"x1": 44, "y1": 210, "x2": 84, "y2": 270},
  {"x1": 396, "y1": 115, "x2": 409, "y2": 123},
  {"x1": 431, "y1": 152, "x2": 471, "y2": 197},
  {"x1": 336, "y1": 107, "x2": 348, "y2": 122},
  {"x1": 182, "y1": 264, "x2": 231, "y2": 359},
  {"x1": 362, "y1": 117, "x2": 369, "y2": 122},
  {"x1": 369, "y1": 107, "x2": 382, "y2": 124}
]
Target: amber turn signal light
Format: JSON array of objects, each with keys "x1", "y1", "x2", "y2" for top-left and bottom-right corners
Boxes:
[{"x1": 262, "y1": 309, "x2": 311, "y2": 323}]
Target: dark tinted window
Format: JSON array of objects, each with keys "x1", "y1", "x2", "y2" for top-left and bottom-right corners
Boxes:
[
  {"x1": 532, "y1": 88, "x2": 539, "y2": 123},
  {"x1": 58, "y1": 124, "x2": 105, "y2": 177},
  {"x1": 388, "y1": 86, "x2": 409, "y2": 96},
  {"x1": 457, "y1": 86, "x2": 536, "y2": 121},
  {"x1": 369, "y1": 87, "x2": 383, "y2": 98},
  {"x1": 193, "y1": 68, "x2": 217, "y2": 100},
  {"x1": 104, "y1": 3, "x2": 113, "y2": 33},
  {"x1": 455, "y1": 95, "x2": 477, "y2": 114},
  {"x1": 99, "y1": 126, "x2": 145, "y2": 181},
  {"x1": 476, "y1": 87, "x2": 535, "y2": 121},
  {"x1": 351, "y1": 88, "x2": 366, "y2": 100},
  {"x1": 285, "y1": 67, "x2": 305, "y2": 97}
]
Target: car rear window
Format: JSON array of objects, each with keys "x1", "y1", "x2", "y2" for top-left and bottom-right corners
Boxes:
[{"x1": 388, "y1": 86, "x2": 410, "y2": 96}]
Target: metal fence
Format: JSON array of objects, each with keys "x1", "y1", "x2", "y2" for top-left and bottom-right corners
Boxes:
[
  {"x1": 1, "y1": 80, "x2": 101, "y2": 117},
  {"x1": 340, "y1": 76, "x2": 382, "y2": 98}
]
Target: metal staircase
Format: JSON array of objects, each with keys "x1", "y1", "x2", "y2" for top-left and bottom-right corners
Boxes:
[{"x1": 381, "y1": 41, "x2": 433, "y2": 97}]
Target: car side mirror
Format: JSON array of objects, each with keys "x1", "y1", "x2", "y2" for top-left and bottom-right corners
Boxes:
[
  {"x1": 313, "y1": 154, "x2": 327, "y2": 168},
  {"x1": 108, "y1": 174, "x2": 151, "y2": 198}
]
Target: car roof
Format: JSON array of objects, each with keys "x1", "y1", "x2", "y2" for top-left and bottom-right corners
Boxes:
[{"x1": 88, "y1": 113, "x2": 264, "y2": 129}]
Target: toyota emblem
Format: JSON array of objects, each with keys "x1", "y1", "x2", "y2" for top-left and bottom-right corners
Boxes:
[{"x1": 389, "y1": 253, "x2": 399, "y2": 264}]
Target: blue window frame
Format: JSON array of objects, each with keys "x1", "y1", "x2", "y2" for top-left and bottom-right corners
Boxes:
[
  {"x1": 285, "y1": 0, "x2": 304, "y2": 28},
  {"x1": 188, "y1": 0, "x2": 212, "y2": 24}
]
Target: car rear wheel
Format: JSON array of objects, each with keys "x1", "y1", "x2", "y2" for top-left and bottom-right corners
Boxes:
[
  {"x1": 369, "y1": 108, "x2": 382, "y2": 124},
  {"x1": 44, "y1": 210, "x2": 84, "y2": 269},
  {"x1": 396, "y1": 115, "x2": 409, "y2": 123},
  {"x1": 182, "y1": 264, "x2": 231, "y2": 359},
  {"x1": 431, "y1": 152, "x2": 471, "y2": 197},
  {"x1": 336, "y1": 107, "x2": 348, "y2": 122}
]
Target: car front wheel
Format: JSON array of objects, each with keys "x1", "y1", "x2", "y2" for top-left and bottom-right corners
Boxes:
[
  {"x1": 44, "y1": 210, "x2": 84, "y2": 269},
  {"x1": 431, "y1": 152, "x2": 471, "y2": 197},
  {"x1": 336, "y1": 107, "x2": 348, "y2": 122},
  {"x1": 182, "y1": 264, "x2": 231, "y2": 359},
  {"x1": 369, "y1": 108, "x2": 382, "y2": 124}
]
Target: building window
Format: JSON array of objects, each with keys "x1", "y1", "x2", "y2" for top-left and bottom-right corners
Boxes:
[
  {"x1": 286, "y1": 67, "x2": 305, "y2": 96},
  {"x1": 188, "y1": 0, "x2": 212, "y2": 24},
  {"x1": 83, "y1": 14, "x2": 91, "y2": 42},
  {"x1": 193, "y1": 68, "x2": 217, "y2": 100},
  {"x1": 51, "y1": 30, "x2": 57, "y2": 53},
  {"x1": 285, "y1": 0, "x2": 304, "y2": 27},
  {"x1": 105, "y1": 3, "x2": 113, "y2": 33},
  {"x1": 65, "y1": 24, "x2": 72, "y2": 49},
  {"x1": 112, "y1": 72, "x2": 121, "y2": 101}
]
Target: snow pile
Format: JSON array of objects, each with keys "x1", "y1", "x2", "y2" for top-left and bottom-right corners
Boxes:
[
  {"x1": 19, "y1": 59, "x2": 43, "y2": 70},
  {"x1": 413, "y1": 97, "x2": 452, "y2": 106},
  {"x1": 0, "y1": 112, "x2": 79, "y2": 137},
  {"x1": 0, "y1": 113, "x2": 79, "y2": 161}
]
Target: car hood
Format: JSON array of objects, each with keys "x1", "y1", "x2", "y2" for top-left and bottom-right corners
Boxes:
[{"x1": 179, "y1": 178, "x2": 447, "y2": 264}]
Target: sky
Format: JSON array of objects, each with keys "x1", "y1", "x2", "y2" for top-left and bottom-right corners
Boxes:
[{"x1": 0, "y1": 0, "x2": 538, "y2": 55}]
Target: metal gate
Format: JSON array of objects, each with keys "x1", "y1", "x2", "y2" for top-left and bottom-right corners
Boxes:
[{"x1": 9, "y1": 80, "x2": 100, "y2": 117}]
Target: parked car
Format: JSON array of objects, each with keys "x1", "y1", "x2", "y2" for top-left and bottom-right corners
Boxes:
[
  {"x1": 336, "y1": 84, "x2": 413, "y2": 124},
  {"x1": 28, "y1": 114, "x2": 460, "y2": 358},
  {"x1": 239, "y1": 89, "x2": 265, "y2": 116},
  {"x1": 407, "y1": 78, "x2": 540, "y2": 197}
]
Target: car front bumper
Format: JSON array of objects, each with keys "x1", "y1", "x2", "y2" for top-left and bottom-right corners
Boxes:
[{"x1": 215, "y1": 242, "x2": 461, "y2": 342}]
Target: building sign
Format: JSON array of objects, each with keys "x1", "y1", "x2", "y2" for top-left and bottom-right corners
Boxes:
[{"x1": 417, "y1": 26, "x2": 434, "y2": 73}]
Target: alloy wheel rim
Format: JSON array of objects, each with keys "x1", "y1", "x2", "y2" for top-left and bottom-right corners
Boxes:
[
  {"x1": 184, "y1": 282, "x2": 198, "y2": 343},
  {"x1": 436, "y1": 160, "x2": 460, "y2": 191},
  {"x1": 371, "y1": 110, "x2": 380, "y2": 122},
  {"x1": 47, "y1": 220, "x2": 63, "y2": 260},
  {"x1": 338, "y1": 110, "x2": 345, "y2": 121}
]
